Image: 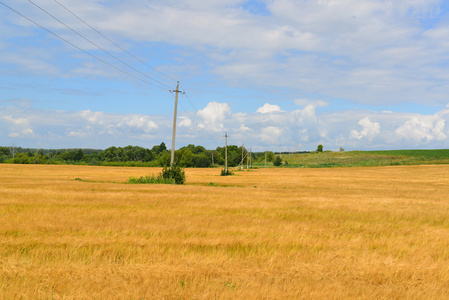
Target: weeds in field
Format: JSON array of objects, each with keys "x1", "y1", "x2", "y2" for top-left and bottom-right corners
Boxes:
[
  {"x1": 220, "y1": 169, "x2": 233, "y2": 176},
  {"x1": 128, "y1": 165, "x2": 186, "y2": 184},
  {"x1": 128, "y1": 174, "x2": 176, "y2": 184},
  {"x1": 161, "y1": 165, "x2": 186, "y2": 184}
]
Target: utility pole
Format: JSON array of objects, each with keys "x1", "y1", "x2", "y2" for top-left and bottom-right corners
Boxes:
[
  {"x1": 9, "y1": 142, "x2": 16, "y2": 159},
  {"x1": 169, "y1": 81, "x2": 184, "y2": 168},
  {"x1": 225, "y1": 132, "x2": 228, "y2": 173},
  {"x1": 241, "y1": 144, "x2": 244, "y2": 171}
]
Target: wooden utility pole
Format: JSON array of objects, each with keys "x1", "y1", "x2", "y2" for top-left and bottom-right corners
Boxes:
[
  {"x1": 225, "y1": 132, "x2": 228, "y2": 172},
  {"x1": 241, "y1": 144, "x2": 244, "y2": 170},
  {"x1": 169, "y1": 81, "x2": 184, "y2": 167}
]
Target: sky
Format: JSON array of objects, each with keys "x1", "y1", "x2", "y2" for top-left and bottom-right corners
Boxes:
[{"x1": 1, "y1": 0, "x2": 449, "y2": 152}]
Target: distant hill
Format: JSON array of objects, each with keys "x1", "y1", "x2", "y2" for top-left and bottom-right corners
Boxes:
[{"x1": 272, "y1": 149, "x2": 449, "y2": 168}]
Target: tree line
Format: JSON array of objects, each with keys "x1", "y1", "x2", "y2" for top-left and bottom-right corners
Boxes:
[{"x1": 0, "y1": 143, "x2": 279, "y2": 168}]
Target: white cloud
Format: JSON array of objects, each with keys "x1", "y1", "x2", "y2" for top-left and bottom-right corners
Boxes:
[
  {"x1": 120, "y1": 116, "x2": 158, "y2": 133},
  {"x1": 1, "y1": 115, "x2": 34, "y2": 138},
  {"x1": 350, "y1": 117, "x2": 381, "y2": 141},
  {"x1": 80, "y1": 110, "x2": 104, "y2": 124},
  {"x1": 178, "y1": 117, "x2": 192, "y2": 127},
  {"x1": 240, "y1": 124, "x2": 250, "y2": 131},
  {"x1": 2, "y1": 99, "x2": 449, "y2": 150},
  {"x1": 197, "y1": 101, "x2": 231, "y2": 132},
  {"x1": 256, "y1": 103, "x2": 283, "y2": 114},
  {"x1": 3, "y1": 0, "x2": 449, "y2": 109},
  {"x1": 294, "y1": 99, "x2": 328, "y2": 107},
  {"x1": 3, "y1": 0, "x2": 449, "y2": 150},
  {"x1": 259, "y1": 126, "x2": 283, "y2": 143},
  {"x1": 395, "y1": 113, "x2": 448, "y2": 144},
  {"x1": 68, "y1": 130, "x2": 89, "y2": 138}
]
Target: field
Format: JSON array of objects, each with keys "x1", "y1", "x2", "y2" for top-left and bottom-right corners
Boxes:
[
  {"x1": 272, "y1": 149, "x2": 449, "y2": 168},
  {"x1": 1, "y1": 164, "x2": 449, "y2": 299}
]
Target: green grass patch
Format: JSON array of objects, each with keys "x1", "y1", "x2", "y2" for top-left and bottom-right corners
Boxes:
[
  {"x1": 128, "y1": 174, "x2": 176, "y2": 184},
  {"x1": 281, "y1": 149, "x2": 449, "y2": 168}
]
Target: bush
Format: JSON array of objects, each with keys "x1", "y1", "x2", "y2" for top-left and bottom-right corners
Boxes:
[
  {"x1": 220, "y1": 168, "x2": 233, "y2": 176},
  {"x1": 128, "y1": 174, "x2": 175, "y2": 184},
  {"x1": 128, "y1": 164, "x2": 186, "y2": 185},
  {"x1": 273, "y1": 156, "x2": 283, "y2": 166},
  {"x1": 161, "y1": 165, "x2": 186, "y2": 184}
]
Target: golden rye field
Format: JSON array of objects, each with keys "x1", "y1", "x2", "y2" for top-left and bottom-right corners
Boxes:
[{"x1": 1, "y1": 164, "x2": 449, "y2": 299}]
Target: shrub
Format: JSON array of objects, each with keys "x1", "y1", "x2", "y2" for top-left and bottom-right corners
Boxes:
[
  {"x1": 220, "y1": 169, "x2": 233, "y2": 176},
  {"x1": 273, "y1": 156, "x2": 282, "y2": 166},
  {"x1": 128, "y1": 174, "x2": 175, "y2": 184},
  {"x1": 161, "y1": 164, "x2": 186, "y2": 184},
  {"x1": 128, "y1": 164, "x2": 186, "y2": 185}
]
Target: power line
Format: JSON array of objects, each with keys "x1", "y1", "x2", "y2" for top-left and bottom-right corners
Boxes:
[
  {"x1": 26, "y1": 0, "x2": 171, "y2": 89},
  {"x1": 178, "y1": 101, "x2": 205, "y2": 129},
  {"x1": 179, "y1": 86, "x2": 208, "y2": 125},
  {"x1": 3, "y1": 0, "x2": 215, "y2": 139},
  {"x1": 31, "y1": 0, "x2": 218, "y2": 131},
  {"x1": 53, "y1": 0, "x2": 178, "y2": 83},
  {"x1": 0, "y1": 1, "x2": 166, "y2": 89}
]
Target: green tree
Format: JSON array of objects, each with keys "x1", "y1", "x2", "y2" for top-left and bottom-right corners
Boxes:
[
  {"x1": 316, "y1": 144, "x2": 323, "y2": 153},
  {"x1": 266, "y1": 151, "x2": 275, "y2": 162},
  {"x1": 273, "y1": 156, "x2": 282, "y2": 166},
  {"x1": 152, "y1": 142, "x2": 167, "y2": 156},
  {"x1": 216, "y1": 146, "x2": 241, "y2": 167},
  {"x1": 0, "y1": 147, "x2": 10, "y2": 156},
  {"x1": 161, "y1": 164, "x2": 186, "y2": 184},
  {"x1": 157, "y1": 152, "x2": 171, "y2": 167},
  {"x1": 192, "y1": 153, "x2": 211, "y2": 168},
  {"x1": 177, "y1": 148, "x2": 194, "y2": 167}
]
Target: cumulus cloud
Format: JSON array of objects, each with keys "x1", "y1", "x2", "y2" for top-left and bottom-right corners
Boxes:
[
  {"x1": 395, "y1": 113, "x2": 448, "y2": 144},
  {"x1": 120, "y1": 116, "x2": 158, "y2": 133},
  {"x1": 256, "y1": 103, "x2": 284, "y2": 114},
  {"x1": 178, "y1": 117, "x2": 192, "y2": 128},
  {"x1": 197, "y1": 102, "x2": 231, "y2": 131},
  {"x1": 1, "y1": 115, "x2": 34, "y2": 138},
  {"x1": 350, "y1": 117, "x2": 381, "y2": 141},
  {"x1": 259, "y1": 126, "x2": 283, "y2": 144},
  {"x1": 3, "y1": 100, "x2": 449, "y2": 150},
  {"x1": 80, "y1": 110, "x2": 104, "y2": 124}
]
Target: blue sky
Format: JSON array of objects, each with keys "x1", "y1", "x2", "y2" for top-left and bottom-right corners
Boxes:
[{"x1": 2, "y1": 0, "x2": 449, "y2": 151}]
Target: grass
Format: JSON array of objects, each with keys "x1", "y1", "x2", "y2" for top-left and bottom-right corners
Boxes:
[
  {"x1": 257, "y1": 149, "x2": 449, "y2": 168},
  {"x1": 1, "y1": 164, "x2": 449, "y2": 298},
  {"x1": 128, "y1": 174, "x2": 176, "y2": 184}
]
